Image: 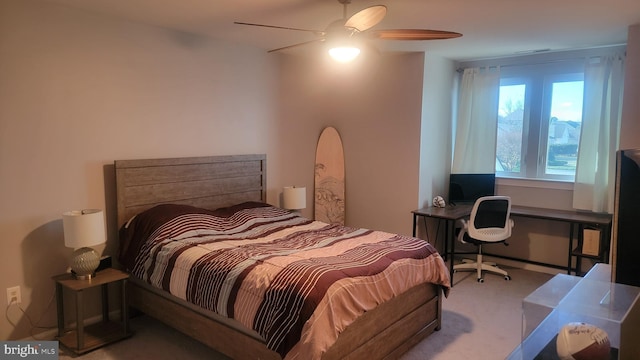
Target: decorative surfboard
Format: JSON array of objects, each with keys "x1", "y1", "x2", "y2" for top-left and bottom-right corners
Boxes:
[{"x1": 314, "y1": 126, "x2": 345, "y2": 225}]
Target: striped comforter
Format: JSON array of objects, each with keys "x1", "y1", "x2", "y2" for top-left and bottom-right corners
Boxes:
[{"x1": 119, "y1": 202, "x2": 450, "y2": 359}]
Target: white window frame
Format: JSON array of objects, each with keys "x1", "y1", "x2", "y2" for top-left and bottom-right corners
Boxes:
[
  {"x1": 537, "y1": 72, "x2": 584, "y2": 181},
  {"x1": 496, "y1": 76, "x2": 531, "y2": 178},
  {"x1": 459, "y1": 53, "x2": 589, "y2": 183}
]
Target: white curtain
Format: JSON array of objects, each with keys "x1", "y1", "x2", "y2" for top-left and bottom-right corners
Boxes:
[
  {"x1": 452, "y1": 67, "x2": 501, "y2": 173},
  {"x1": 573, "y1": 55, "x2": 625, "y2": 213}
]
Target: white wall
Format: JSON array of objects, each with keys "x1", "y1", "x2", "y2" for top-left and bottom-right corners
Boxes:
[
  {"x1": 620, "y1": 24, "x2": 640, "y2": 150},
  {"x1": 494, "y1": 181, "x2": 576, "y2": 268},
  {"x1": 420, "y1": 54, "x2": 456, "y2": 208},
  {"x1": 276, "y1": 52, "x2": 426, "y2": 235},
  {"x1": 0, "y1": 0, "x2": 281, "y2": 340}
]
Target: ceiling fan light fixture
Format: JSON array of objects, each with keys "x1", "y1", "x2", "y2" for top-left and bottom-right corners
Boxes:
[
  {"x1": 235, "y1": 0, "x2": 461, "y2": 58},
  {"x1": 328, "y1": 46, "x2": 361, "y2": 62}
]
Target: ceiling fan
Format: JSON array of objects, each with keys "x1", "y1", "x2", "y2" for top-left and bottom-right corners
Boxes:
[{"x1": 234, "y1": 0, "x2": 462, "y2": 62}]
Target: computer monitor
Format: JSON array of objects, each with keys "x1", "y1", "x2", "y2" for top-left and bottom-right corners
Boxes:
[{"x1": 448, "y1": 173, "x2": 496, "y2": 205}]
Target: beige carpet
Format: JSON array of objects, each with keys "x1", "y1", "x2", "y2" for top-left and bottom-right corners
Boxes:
[
  {"x1": 402, "y1": 268, "x2": 553, "y2": 360},
  {"x1": 58, "y1": 267, "x2": 553, "y2": 360}
]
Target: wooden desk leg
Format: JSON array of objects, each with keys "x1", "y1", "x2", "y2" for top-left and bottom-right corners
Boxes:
[
  {"x1": 444, "y1": 220, "x2": 449, "y2": 262},
  {"x1": 55, "y1": 283, "x2": 64, "y2": 337},
  {"x1": 576, "y1": 224, "x2": 583, "y2": 276},
  {"x1": 76, "y1": 289, "x2": 84, "y2": 350},
  {"x1": 412, "y1": 214, "x2": 418, "y2": 237},
  {"x1": 101, "y1": 283, "x2": 109, "y2": 322},
  {"x1": 121, "y1": 279, "x2": 129, "y2": 335},
  {"x1": 448, "y1": 219, "x2": 455, "y2": 287},
  {"x1": 567, "y1": 223, "x2": 575, "y2": 275}
]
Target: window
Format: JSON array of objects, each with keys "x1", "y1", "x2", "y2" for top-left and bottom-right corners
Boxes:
[
  {"x1": 496, "y1": 82, "x2": 525, "y2": 173},
  {"x1": 495, "y1": 62, "x2": 585, "y2": 181}
]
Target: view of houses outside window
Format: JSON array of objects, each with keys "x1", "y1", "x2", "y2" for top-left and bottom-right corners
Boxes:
[
  {"x1": 496, "y1": 84, "x2": 525, "y2": 173},
  {"x1": 545, "y1": 81, "x2": 584, "y2": 176},
  {"x1": 496, "y1": 74, "x2": 584, "y2": 181}
]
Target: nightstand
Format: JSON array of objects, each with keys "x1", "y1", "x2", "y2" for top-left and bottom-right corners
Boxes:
[{"x1": 53, "y1": 267, "x2": 132, "y2": 354}]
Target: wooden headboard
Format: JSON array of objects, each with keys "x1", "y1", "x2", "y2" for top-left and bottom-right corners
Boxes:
[{"x1": 115, "y1": 154, "x2": 266, "y2": 227}]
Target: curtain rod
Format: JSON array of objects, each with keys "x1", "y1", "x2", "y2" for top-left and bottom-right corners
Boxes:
[
  {"x1": 456, "y1": 57, "x2": 580, "y2": 73},
  {"x1": 456, "y1": 48, "x2": 626, "y2": 73}
]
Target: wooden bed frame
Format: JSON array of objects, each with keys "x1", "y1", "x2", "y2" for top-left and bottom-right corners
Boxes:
[{"x1": 114, "y1": 154, "x2": 443, "y2": 360}]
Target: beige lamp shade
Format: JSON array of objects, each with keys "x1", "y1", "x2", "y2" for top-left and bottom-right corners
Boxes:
[
  {"x1": 283, "y1": 186, "x2": 306, "y2": 210},
  {"x1": 62, "y1": 209, "x2": 106, "y2": 248},
  {"x1": 62, "y1": 209, "x2": 106, "y2": 279}
]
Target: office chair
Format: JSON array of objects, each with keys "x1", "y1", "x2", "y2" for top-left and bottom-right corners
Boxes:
[{"x1": 453, "y1": 195, "x2": 514, "y2": 283}]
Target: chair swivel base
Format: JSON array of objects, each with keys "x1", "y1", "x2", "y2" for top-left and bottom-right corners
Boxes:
[{"x1": 454, "y1": 258, "x2": 511, "y2": 283}]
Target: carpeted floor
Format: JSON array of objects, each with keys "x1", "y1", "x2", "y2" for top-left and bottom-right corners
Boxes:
[
  {"x1": 402, "y1": 268, "x2": 554, "y2": 360},
  {"x1": 58, "y1": 267, "x2": 554, "y2": 360}
]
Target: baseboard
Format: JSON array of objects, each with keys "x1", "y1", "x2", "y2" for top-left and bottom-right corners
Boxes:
[
  {"x1": 487, "y1": 256, "x2": 564, "y2": 275},
  {"x1": 21, "y1": 327, "x2": 58, "y2": 342},
  {"x1": 20, "y1": 309, "x2": 122, "y2": 341}
]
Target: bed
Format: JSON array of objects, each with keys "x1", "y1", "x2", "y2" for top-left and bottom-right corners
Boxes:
[{"x1": 114, "y1": 154, "x2": 450, "y2": 360}]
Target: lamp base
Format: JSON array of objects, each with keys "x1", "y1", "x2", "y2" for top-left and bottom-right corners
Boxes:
[
  {"x1": 70, "y1": 247, "x2": 100, "y2": 280},
  {"x1": 71, "y1": 270, "x2": 96, "y2": 280}
]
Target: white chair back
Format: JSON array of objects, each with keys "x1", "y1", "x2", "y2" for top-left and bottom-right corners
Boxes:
[{"x1": 467, "y1": 196, "x2": 513, "y2": 243}]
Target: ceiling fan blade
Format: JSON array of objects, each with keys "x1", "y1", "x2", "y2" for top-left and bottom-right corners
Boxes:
[
  {"x1": 267, "y1": 38, "x2": 326, "y2": 53},
  {"x1": 369, "y1": 29, "x2": 462, "y2": 40},
  {"x1": 344, "y1": 5, "x2": 387, "y2": 32},
  {"x1": 234, "y1": 22, "x2": 325, "y2": 36}
]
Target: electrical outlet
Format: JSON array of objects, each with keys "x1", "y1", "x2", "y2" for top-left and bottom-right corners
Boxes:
[{"x1": 6, "y1": 286, "x2": 20, "y2": 305}]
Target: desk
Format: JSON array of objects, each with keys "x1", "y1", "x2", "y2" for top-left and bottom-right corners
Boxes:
[{"x1": 412, "y1": 205, "x2": 612, "y2": 284}]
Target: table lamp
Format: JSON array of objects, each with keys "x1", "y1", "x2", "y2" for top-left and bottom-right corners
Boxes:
[
  {"x1": 283, "y1": 186, "x2": 306, "y2": 212},
  {"x1": 62, "y1": 209, "x2": 106, "y2": 279}
]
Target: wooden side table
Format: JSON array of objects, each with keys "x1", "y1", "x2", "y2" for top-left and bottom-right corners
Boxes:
[{"x1": 53, "y1": 267, "x2": 132, "y2": 354}]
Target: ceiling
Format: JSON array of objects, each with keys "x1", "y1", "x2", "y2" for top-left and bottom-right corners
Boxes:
[{"x1": 42, "y1": 0, "x2": 640, "y2": 61}]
